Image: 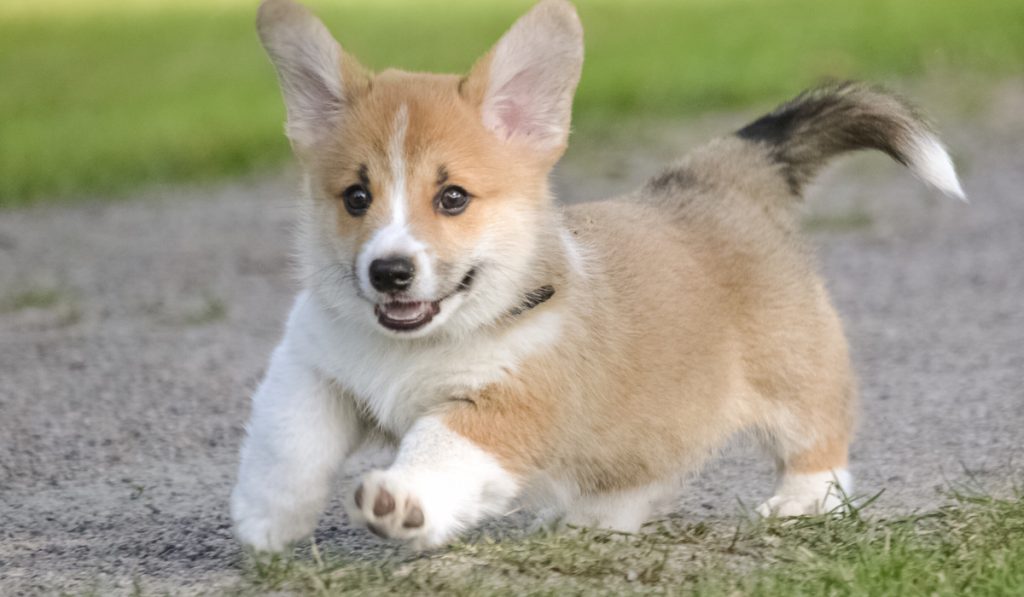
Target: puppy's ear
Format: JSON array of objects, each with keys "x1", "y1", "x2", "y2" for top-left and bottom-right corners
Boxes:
[
  {"x1": 256, "y1": 0, "x2": 369, "y2": 151},
  {"x1": 465, "y1": 0, "x2": 583, "y2": 159}
]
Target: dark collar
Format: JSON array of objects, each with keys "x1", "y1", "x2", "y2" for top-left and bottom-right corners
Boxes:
[{"x1": 507, "y1": 285, "x2": 555, "y2": 318}]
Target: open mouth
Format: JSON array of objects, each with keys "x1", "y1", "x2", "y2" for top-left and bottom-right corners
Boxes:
[
  {"x1": 373, "y1": 267, "x2": 476, "y2": 332},
  {"x1": 374, "y1": 300, "x2": 441, "y2": 332}
]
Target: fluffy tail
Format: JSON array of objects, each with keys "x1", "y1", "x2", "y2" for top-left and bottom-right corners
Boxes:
[{"x1": 735, "y1": 82, "x2": 966, "y2": 200}]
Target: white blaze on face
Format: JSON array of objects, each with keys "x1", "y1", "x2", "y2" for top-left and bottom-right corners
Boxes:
[{"x1": 356, "y1": 104, "x2": 438, "y2": 298}]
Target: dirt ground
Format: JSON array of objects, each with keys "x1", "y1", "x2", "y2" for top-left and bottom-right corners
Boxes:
[{"x1": 2, "y1": 84, "x2": 1022, "y2": 595}]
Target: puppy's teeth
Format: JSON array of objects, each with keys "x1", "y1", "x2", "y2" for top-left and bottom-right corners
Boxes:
[{"x1": 383, "y1": 302, "x2": 428, "y2": 321}]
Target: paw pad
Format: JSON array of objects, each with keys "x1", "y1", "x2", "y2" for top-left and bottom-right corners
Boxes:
[
  {"x1": 372, "y1": 487, "x2": 395, "y2": 517},
  {"x1": 403, "y1": 505, "x2": 424, "y2": 528},
  {"x1": 351, "y1": 476, "x2": 428, "y2": 541}
]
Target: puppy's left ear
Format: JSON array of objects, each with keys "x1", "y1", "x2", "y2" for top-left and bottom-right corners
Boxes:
[{"x1": 465, "y1": 0, "x2": 583, "y2": 160}]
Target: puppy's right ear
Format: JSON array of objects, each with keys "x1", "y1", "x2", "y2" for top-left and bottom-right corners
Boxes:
[{"x1": 257, "y1": 0, "x2": 369, "y2": 151}]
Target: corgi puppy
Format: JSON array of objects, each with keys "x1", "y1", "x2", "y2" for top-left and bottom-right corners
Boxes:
[{"x1": 232, "y1": 0, "x2": 965, "y2": 551}]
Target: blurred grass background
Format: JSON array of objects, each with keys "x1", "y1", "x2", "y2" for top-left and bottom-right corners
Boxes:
[{"x1": 2, "y1": 0, "x2": 1023, "y2": 207}]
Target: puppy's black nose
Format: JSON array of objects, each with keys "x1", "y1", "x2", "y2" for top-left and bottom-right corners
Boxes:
[{"x1": 369, "y1": 257, "x2": 415, "y2": 293}]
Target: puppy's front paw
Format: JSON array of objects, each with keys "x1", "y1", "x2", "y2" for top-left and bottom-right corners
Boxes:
[
  {"x1": 347, "y1": 470, "x2": 457, "y2": 549},
  {"x1": 234, "y1": 513, "x2": 296, "y2": 553},
  {"x1": 231, "y1": 486, "x2": 317, "y2": 553}
]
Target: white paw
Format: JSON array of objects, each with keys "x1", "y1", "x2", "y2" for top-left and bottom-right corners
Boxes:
[
  {"x1": 231, "y1": 486, "x2": 318, "y2": 552},
  {"x1": 346, "y1": 470, "x2": 464, "y2": 549},
  {"x1": 756, "y1": 469, "x2": 851, "y2": 518},
  {"x1": 755, "y1": 493, "x2": 841, "y2": 517}
]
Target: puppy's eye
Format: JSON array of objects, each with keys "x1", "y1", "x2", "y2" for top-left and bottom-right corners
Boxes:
[
  {"x1": 342, "y1": 184, "x2": 372, "y2": 216},
  {"x1": 437, "y1": 185, "x2": 471, "y2": 215}
]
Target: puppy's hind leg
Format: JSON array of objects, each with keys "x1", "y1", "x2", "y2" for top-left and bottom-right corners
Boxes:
[
  {"x1": 755, "y1": 395, "x2": 855, "y2": 517},
  {"x1": 753, "y1": 302, "x2": 858, "y2": 518},
  {"x1": 755, "y1": 436, "x2": 853, "y2": 517}
]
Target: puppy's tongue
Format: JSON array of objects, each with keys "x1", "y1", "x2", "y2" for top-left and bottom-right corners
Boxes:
[
  {"x1": 375, "y1": 300, "x2": 441, "y2": 331},
  {"x1": 379, "y1": 301, "x2": 433, "y2": 321}
]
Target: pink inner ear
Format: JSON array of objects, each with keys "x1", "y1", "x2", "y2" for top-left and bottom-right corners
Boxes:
[
  {"x1": 492, "y1": 97, "x2": 528, "y2": 141},
  {"x1": 485, "y1": 68, "x2": 556, "y2": 143}
]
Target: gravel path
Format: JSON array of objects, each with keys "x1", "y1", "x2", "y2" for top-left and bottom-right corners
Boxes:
[{"x1": 2, "y1": 89, "x2": 1022, "y2": 594}]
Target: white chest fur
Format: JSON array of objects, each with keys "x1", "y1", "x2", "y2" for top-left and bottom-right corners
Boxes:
[{"x1": 284, "y1": 291, "x2": 563, "y2": 434}]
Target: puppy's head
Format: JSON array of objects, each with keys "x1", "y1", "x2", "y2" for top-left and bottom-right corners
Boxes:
[{"x1": 257, "y1": 0, "x2": 583, "y2": 338}]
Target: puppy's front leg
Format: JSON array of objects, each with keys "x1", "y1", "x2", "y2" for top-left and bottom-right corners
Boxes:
[
  {"x1": 231, "y1": 334, "x2": 363, "y2": 552},
  {"x1": 347, "y1": 404, "x2": 526, "y2": 549}
]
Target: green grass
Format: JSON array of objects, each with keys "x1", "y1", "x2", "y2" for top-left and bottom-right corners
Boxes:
[
  {"x1": 3, "y1": 0, "x2": 1023, "y2": 206},
  {"x1": 0, "y1": 285, "x2": 82, "y2": 326},
  {"x1": 0, "y1": 287, "x2": 64, "y2": 312},
  {"x1": 180, "y1": 295, "x2": 228, "y2": 326},
  {"x1": 237, "y1": 492, "x2": 1024, "y2": 595}
]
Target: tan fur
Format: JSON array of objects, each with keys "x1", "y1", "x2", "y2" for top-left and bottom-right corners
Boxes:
[
  {"x1": 300, "y1": 69, "x2": 556, "y2": 289},
  {"x1": 336, "y1": 45, "x2": 838, "y2": 492},
  {"x1": 262, "y1": 0, "x2": 863, "y2": 509},
  {"x1": 443, "y1": 171, "x2": 856, "y2": 492}
]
